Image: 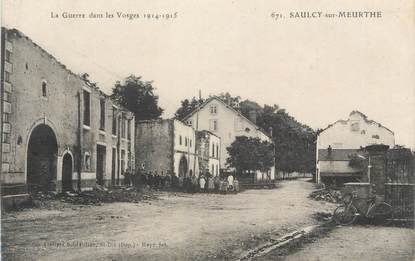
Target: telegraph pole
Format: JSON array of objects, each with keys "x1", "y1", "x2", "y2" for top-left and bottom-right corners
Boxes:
[{"x1": 193, "y1": 89, "x2": 201, "y2": 176}]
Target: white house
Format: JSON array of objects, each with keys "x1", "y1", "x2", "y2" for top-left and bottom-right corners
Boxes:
[
  {"x1": 183, "y1": 96, "x2": 275, "y2": 181},
  {"x1": 316, "y1": 111, "x2": 395, "y2": 185}
]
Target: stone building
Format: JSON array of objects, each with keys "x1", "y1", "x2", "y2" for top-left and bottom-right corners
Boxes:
[
  {"x1": 135, "y1": 119, "x2": 199, "y2": 178},
  {"x1": 316, "y1": 111, "x2": 394, "y2": 185},
  {"x1": 183, "y1": 96, "x2": 275, "y2": 181},
  {"x1": 196, "y1": 130, "x2": 220, "y2": 177},
  {"x1": 0, "y1": 28, "x2": 135, "y2": 206}
]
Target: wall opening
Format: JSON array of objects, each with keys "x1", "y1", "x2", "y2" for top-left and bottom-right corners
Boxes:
[
  {"x1": 27, "y1": 124, "x2": 58, "y2": 193},
  {"x1": 62, "y1": 153, "x2": 73, "y2": 191},
  {"x1": 179, "y1": 156, "x2": 188, "y2": 177},
  {"x1": 96, "y1": 145, "x2": 106, "y2": 186}
]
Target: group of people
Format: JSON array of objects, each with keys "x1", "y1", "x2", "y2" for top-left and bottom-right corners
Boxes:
[{"x1": 122, "y1": 170, "x2": 239, "y2": 194}]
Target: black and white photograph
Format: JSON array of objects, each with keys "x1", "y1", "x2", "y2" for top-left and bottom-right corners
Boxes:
[{"x1": 1, "y1": 1, "x2": 414, "y2": 260}]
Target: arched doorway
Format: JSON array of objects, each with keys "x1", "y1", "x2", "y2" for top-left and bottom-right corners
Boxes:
[
  {"x1": 178, "y1": 156, "x2": 188, "y2": 177},
  {"x1": 62, "y1": 153, "x2": 73, "y2": 191},
  {"x1": 27, "y1": 124, "x2": 58, "y2": 193}
]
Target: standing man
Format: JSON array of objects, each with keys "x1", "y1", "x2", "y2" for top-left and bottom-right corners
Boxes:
[
  {"x1": 199, "y1": 175, "x2": 206, "y2": 193},
  {"x1": 227, "y1": 174, "x2": 234, "y2": 192}
]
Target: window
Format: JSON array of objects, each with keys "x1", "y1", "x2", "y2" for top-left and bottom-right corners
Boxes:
[
  {"x1": 3, "y1": 92, "x2": 11, "y2": 102},
  {"x1": 83, "y1": 90, "x2": 90, "y2": 126},
  {"x1": 2, "y1": 133, "x2": 10, "y2": 144},
  {"x1": 121, "y1": 116, "x2": 126, "y2": 138},
  {"x1": 127, "y1": 119, "x2": 131, "y2": 140},
  {"x1": 372, "y1": 134, "x2": 380, "y2": 139},
  {"x1": 3, "y1": 113, "x2": 10, "y2": 123},
  {"x1": 211, "y1": 164, "x2": 214, "y2": 175},
  {"x1": 212, "y1": 143, "x2": 215, "y2": 157},
  {"x1": 209, "y1": 119, "x2": 218, "y2": 132},
  {"x1": 99, "y1": 99, "x2": 105, "y2": 130},
  {"x1": 5, "y1": 71, "x2": 10, "y2": 83},
  {"x1": 216, "y1": 144, "x2": 219, "y2": 158},
  {"x1": 121, "y1": 150, "x2": 126, "y2": 174},
  {"x1": 5, "y1": 50, "x2": 11, "y2": 62},
  {"x1": 216, "y1": 165, "x2": 219, "y2": 175},
  {"x1": 185, "y1": 137, "x2": 188, "y2": 147},
  {"x1": 41, "y1": 81, "x2": 47, "y2": 97},
  {"x1": 187, "y1": 120, "x2": 193, "y2": 127},
  {"x1": 112, "y1": 107, "x2": 117, "y2": 135},
  {"x1": 179, "y1": 135, "x2": 182, "y2": 145},
  {"x1": 190, "y1": 139, "x2": 192, "y2": 148},
  {"x1": 210, "y1": 105, "x2": 217, "y2": 114}
]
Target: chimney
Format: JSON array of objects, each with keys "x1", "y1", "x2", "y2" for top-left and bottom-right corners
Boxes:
[{"x1": 248, "y1": 110, "x2": 257, "y2": 125}]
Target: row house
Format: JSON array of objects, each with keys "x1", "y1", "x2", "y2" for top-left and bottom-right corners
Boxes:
[{"x1": 0, "y1": 28, "x2": 135, "y2": 207}]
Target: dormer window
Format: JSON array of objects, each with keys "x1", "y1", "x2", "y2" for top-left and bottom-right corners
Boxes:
[{"x1": 42, "y1": 81, "x2": 47, "y2": 97}]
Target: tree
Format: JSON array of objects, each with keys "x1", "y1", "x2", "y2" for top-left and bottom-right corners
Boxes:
[
  {"x1": 226, "y1": 136, "x2": 274, "y2": 174},
  {"x1": 217, "y1": 92, "x2": 241, "y2": 108},
  {"x1": 174, "y1": 97, "x2": 204, "y2": 120},
  {"x1": 111, "y1": 75, "x2": 163, "y2": 120}
]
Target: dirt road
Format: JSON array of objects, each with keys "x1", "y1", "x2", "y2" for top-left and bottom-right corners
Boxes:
[{"x1": 2, "y1": 179, "x2": 334, "y2": 260}]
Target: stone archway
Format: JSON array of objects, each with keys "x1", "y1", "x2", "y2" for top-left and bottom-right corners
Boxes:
[
  {"x1": 62, "y1": 153, "x2": 73, "y2": 191},
  {"x1": 178, "y1": 156, "x2": 188, "y2": 177},
  {"x1": 26, "y1": 124, "x2": 58, "y2": 193}
]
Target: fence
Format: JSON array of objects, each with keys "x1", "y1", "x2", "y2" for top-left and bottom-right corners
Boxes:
[{"x1": 384, "y1": 148, "x2": 414, "y2": 220}]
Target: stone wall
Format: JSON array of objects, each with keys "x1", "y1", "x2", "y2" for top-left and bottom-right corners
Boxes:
[{"x1": 135, "y1": 119, "x2": 174, "y2": 175}]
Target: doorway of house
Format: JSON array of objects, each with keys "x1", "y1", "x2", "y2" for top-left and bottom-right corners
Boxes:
[
  {"x1": 96, "y1": 145, "x2": 106, "y2": 186},
  {"x1": 179, "y1": 156, "x2": 188, "y2": 177},
  {"x1": 27, "y1": 124, "x2": 58, "y2": 193},
  {"x1": 62, "y1": 153, "x2": 73, "y2": 191}
]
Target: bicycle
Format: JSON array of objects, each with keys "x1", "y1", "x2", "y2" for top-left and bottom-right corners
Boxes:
[{"x1": 333, "y1": 191, "x2": 393, "y2": 226}]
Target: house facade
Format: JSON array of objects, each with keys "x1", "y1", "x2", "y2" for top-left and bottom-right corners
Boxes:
[
  {"x1": 183, "y1": 96, "x2": 275, "y2": 181},
  {"x1": 316, "y1": 111, "x2": 394, "y2": 185},
  {"x1": 0, "y1": 28, "x2": 134, "y2": 206},
  {"x1": 196, "y1": 130, "x2": 220, "y2": 177},
  {"x1": 135, "y1": 119, "x2": 199, "y2": 178}
]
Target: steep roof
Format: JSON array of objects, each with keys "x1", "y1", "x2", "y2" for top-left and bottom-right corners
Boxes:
[
  {"x1": 320, "y1": 110, "x2": 394, "y2": 135},
  {"x1": 182, "y1": 96, "x2": 271, "y2": 138}
]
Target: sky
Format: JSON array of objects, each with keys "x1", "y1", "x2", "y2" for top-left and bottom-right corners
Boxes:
[{"x1": 2, "y1": 0, "x2": 414, "y2": 148}]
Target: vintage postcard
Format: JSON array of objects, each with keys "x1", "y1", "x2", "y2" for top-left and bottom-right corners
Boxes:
[{"x1": 1, "y1": 1, "x2": 414, "y2": 260}]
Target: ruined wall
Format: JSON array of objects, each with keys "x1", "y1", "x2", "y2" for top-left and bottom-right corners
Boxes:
[
  {"x1": 1, "y1": 29, "x2": 80, "y2": 192},
  {"x1": 1, "y1": 28, "x2": 135, "y2": 194},
  {"x1": 81, "y1": 85, "x2": 135, "y2": 188},
  {"x1": 135, "y1": 120, "x2": 174, "y2": 175}
]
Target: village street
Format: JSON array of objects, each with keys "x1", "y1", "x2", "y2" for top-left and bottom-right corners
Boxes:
[
  {"x1": 2, "y1": 179, "x2": 333, "y2": 260},
  {"x1": 2, "y1": 179, "x2": 414, "y2": 261}
]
